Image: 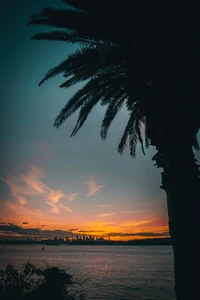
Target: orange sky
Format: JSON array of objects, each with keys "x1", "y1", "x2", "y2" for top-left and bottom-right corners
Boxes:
[{"x1": 0, "y1": 166, "x2": 169, "y2": 241}]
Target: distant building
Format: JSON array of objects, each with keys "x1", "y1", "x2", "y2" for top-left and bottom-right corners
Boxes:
[{"x1": 97, "y1": 237, "x2": 104, "y2": 241}]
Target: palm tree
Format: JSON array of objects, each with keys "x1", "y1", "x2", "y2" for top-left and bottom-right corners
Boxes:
[{"x1": 28, "y1": 1, "x2": 200, "y2": 299}]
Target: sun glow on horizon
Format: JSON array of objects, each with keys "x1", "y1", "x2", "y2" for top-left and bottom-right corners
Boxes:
[{"x1": 0, "y1": 165, "x2": 169, "y2": 241}]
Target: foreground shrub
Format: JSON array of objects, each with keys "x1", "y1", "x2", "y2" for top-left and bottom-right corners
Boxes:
[{"x1": 0, "y1": 262, "x2": 85, "y2": 300}]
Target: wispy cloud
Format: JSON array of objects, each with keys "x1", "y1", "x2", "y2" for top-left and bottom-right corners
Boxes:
[
  {"x1": 85, "y1": 178, "x2": 103, "y2": 196},
  {"x1": 47, "y1": 190, "x2": 66, "y2": 204},
  {"x1": 59, "y1": 203, "x2": 72, "y2": 213},
  {"x1": 21, "y1": 166, "x2": 46, "y2": 194},
  {"x1": 5, "y1": 201, "x2": 46, "y2": 222},
  {"x1": 46, "y1": 202, "x2": 60, "y2": 214},
  {"x1": 124, "y1": 210, "x2": 152, "y2": 214},
  {"x1": 0, "y1": 178, "x2": 28, "y2": 205},
  {"x1": 66, "y1": 193, "x2": 79, "y2": 201},
  {"x1": 1, "y1": 166, "x2": 78, "y2": 214},
  {"x1": 98, "y1": 212, "x2": 116, "y2": 217},
  {"x1": 119, "y1": 220, "x2": 154, "y2": 227},
  {"x1": 98, "y1": 204, "x2": 111, "y2": 208}
]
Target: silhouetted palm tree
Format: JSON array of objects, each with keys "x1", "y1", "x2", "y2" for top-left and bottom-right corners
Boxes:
[{"x1": 28, "y1": 1, "x2": 200, "y2": 299}]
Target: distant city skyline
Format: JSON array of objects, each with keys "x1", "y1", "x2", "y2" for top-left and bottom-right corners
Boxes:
[
  {"x1": 0, "y1": 0, "x2": 199, "y2": 241},
  {"x1": 0, "y1": 234, "x2": 171, "y2": 246}
]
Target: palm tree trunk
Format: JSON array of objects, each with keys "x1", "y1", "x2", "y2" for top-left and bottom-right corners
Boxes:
[{"x1": 152, "y1": 144, "x2": 200, "y2": 300}]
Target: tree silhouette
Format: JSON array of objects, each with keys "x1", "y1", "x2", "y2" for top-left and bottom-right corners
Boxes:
[{"x1": 28, "y1": 1, "x2": 200, "y2": 299}]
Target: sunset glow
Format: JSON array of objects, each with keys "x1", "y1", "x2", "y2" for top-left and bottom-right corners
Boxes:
[
  {"x1": 0, "y1": 165, "x2": 169, "y2": 241},
  {"x1": 0, "y1": 0, "x2": 173, "y2": 243}
]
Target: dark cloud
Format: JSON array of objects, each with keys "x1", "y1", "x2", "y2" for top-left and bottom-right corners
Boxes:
[
  {"x1": 108, "y1": 232, "x2": 170, "y2": 237},
  {"x1": 22, "y1": 222, "x2": 28, "y2": 225},
  {"x1": 0, "y1": 231, "x2": 14, "y2": 235},
  {"x1": 0, "y1": 224, "x2": 73, "y2": 239},
  {"x1": 8, "y1": 223, "x2": 18, "y2": 227},
  {"x1": 68, "y1": 228, "x2": 78, "y2": 231},
  {"x1": 78, "y1": 230, "x2": 105, "y2": 233},
  {"x1": 0, "y1": 224, "x2": 36, "y2": 236},
  {"x1": 0, "y1": 223, "x2": 169, "y2": 240}
]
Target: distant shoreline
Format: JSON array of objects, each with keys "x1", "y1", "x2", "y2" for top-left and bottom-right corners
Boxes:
[{"x1": 0, "y1": 237, "x2": 172, "y2": 246}]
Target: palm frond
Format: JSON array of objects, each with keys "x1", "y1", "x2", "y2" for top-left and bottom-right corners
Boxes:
[
  {"x1": 135, "y1": 117, "x2": 145, "y2": 155},
  {"x1": 39, "y1": 46, "x2": 119, "y2": 86},
  {"x1": 38, "y1": 47, "x2": 96, "y2": 86},
  {"x1": 54, "y1": 74, "x2": 120, "y2": 128},
  {"x1": 70, "y1": 91, "x2": 106, "y2": 136},
  {"x1": 100, "y1": 93, "x2": 127, "y2": 140},
  {"x1": 144, "y1": 119, "x2": 151, "y2": 148},
  {"x1": 28, "y1": 7, "x2": 85, "y2": 29},
  {"x1": 118, "y1": 104, "x2": 145, "y2": 157},
  {"x1": 60, "y1": 65, "x2": 123, "y2": 89},
  {"x1": 32, "y1": 30, "x2": 104, "y2": 47},
  {"x1": 118, "y1": 108, "x2": 137, "y2": 156},
  {"x1": 28, "y1": 6, "x2": 116, "y2": 46},
  {"x1": 129, "y1": 122, "x2": 138, "y2": 157}
]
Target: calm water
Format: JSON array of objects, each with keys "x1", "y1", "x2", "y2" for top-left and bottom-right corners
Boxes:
[{"x1": 0, "y1": 245, "x2": 175, "y2": 300}]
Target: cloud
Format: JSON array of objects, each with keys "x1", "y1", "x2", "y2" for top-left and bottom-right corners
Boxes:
[
  {"x1": 85, "y1": 178, "x2": 103, "y2": 196},
  {"x1": 0, "y1": 223, "x2": 170, "y2": 240},
  {"x1": 97, "y1": 212, "x2": 116, "y2": 217},
  {"x1": 22, "y1": 222, "x2": 28, "y2": 225},
  {"x1": 119, "y1": 220, "x2": 153, "y2": 227},
  {"x1": 0, "y1": 223, "x2": 170, "y2": 238},
  {"x1": 78, "y1": 230, "x2": 105, "y2": 233},
  {"x1": 98, "y1": 204, "x2": 111, "y2": 208},
  {"x1": 107, "y1": 232, "x2": 170, "y2": 237},
  {"x1": 1, "y1": 166, "x2": 78, "y2": 214},
  {"x1": 46, "y1": 202, "x2": 60, "y2": 214},
  {"x1": 5, "y1": 201, "x2": 47, "y2": 222},
  {"x1": 124, "y1": 210, "x2": 152, "y2": 214},
  {"x1": 58, "y1": 203, "x2": 72, "y2": 213},
  {"x1": 0, "y1": 177, "x2": 28, "y2": 205},
  {"x1": 0, "y1": 223, "x2": 73, "y2": 239},
  {"x1": 47, "y1": 190, "x2": 66, "y2": 204},
  {"x1": 21, "y1": 166, "x2": 46, "y2": 194},
  {"x1": 65, "y1": 193, "x2": 79, "y2": 201}
]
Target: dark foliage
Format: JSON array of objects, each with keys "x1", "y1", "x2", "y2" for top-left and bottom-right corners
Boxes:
[{"x1": 0, "y1": 262, "x2": 85, "y2": 300}]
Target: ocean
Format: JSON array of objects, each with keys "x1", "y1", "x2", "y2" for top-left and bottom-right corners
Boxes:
[{"x1": 0, "y1": 245, "x2": 175, "y2": 300}]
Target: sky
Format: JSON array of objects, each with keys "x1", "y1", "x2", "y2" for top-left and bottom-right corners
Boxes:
[{"x1": 0, "y1": 0, "x2": 199, "y2": 241}]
